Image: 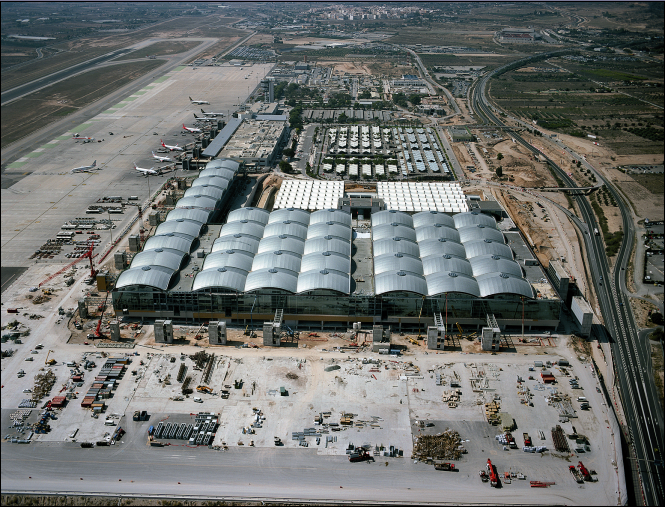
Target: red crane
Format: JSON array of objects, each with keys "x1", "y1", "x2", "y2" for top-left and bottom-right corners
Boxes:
[
  {"x1": 577, "y1": 461, "x2": 591, "y2": 481},
  {"x1": 487, "y1": 459, "x2": 498, "y2": 487},
  {"x1": 39, "y1": 245, "x2": 97, "y2": 287},
  {"x1": 94, "y1": 292, "x2": 110, "y2": 338}
]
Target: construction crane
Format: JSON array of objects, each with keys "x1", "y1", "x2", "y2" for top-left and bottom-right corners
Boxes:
[
  {"x1": 94, "y1": 292, "x2": 110, "y2": 338},
  {"x1": 44, "y1": 350, "x2": 56, "y2": 366},
  {"x1": 38, "y1": 244, "x2": 97, "y2": 287}
]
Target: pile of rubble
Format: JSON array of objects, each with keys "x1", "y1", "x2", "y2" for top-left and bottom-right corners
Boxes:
[
  {"x1": 32, "y1": 370, "x2": 57, "y2": 400},
  {"x1": 412, "y1": 428, "x2": 464, "y2": 461}
]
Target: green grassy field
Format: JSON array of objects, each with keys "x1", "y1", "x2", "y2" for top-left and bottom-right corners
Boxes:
[{"x1": 1, "y1": 59, "x2": 164, "y2": 148}]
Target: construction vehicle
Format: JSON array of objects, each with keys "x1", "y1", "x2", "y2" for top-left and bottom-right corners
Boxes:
[
  {"x1": 38, "y1": 244, "x2": 97, "y2": 287},
  {"x1": 479, "y1": 469, "x2": 489, "y2": 482},
  {"x1": 504, "y1": 472, "x2": 512, "y2": 484},
  {"x1": 569, "y1": 465, "x2": 584, "y2": 483},
  {"x1": 45, "y1": 350, "x2": 56, "y2": 366},
  {"x1": 17, "y1": 369, "x2": 26, "y2": 378},
  {"x1": 274, "y1": 436, "x2": 283, "y2": 446},
  {"x1": 487, "y1": 459, "x2": 498, "y2": 487},
  {"x1": 434, "y1": 462, "x2": 456, "y2": 472},
  {"x1": 196, "y1": 385, "x2": 213, "y2": 394},
  {"x1": 577, "y1": 461, "x2": 592, "y2": 481},
  {"x1": 348, "y1": 449, "x2": 371, "y2": 462},
  {"x1": 523, "y1": 433, "x2": 532, "y2": 446}
]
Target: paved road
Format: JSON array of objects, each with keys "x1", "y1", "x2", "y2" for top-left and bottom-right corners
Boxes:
[
  {"x1": 0, "y1": 440, "x2": 594, "y2": 505},
  {"x1": 472, "y1": 51, "x2": 664, "y2": 506},
  {"x1": 1, "y1": 48, "x2": 136, "y2": 106}
]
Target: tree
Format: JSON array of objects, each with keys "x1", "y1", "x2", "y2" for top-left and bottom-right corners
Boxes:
[
  {"x1": 497, "y1": 153, "x2": 504, "y2": 161},
  {"x1": 496, "y1": 166, "x2": 503, "y2": 177},
  {"x1": 279, "y1": 161, "x2": 293, "y2": 172},
  {"x1": 408, "y1": 94, "x2": 422, "y2": 106},
  {"x1": 282, "y1": 148, "x2": 295, "y2": 158}
]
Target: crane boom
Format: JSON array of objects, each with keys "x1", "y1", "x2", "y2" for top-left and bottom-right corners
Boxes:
[{"x1": 38, "y1": 245, "x2": 96, "y2": 287}]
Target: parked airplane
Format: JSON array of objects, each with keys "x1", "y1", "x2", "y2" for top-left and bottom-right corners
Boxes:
[
  {"x1": 71, "y1": 160, "x2": 98, "y2": 173},
  {"x1": 72, "y1": 134, "x2": 95, "y2": 141},
  {"x1": 200, "y1": 109, "x2": 224, "y2": 117},
  {"x1": 133, "y1": 163, "x2": 160, "y2": 176},
  {"x1": 189, "y1": 96, "x2": 209, "y2": 105},
  {"x1": 182, "y1": 124, "x2": 202, "y2": 133},
  {"x1": 152, "y1": 151, "x2": 172, "y2": 162},
  {"x1": 193, "y1": 113, "x2": 214, "y2": 122},
  {"x1": 161, "y1": 140, "x2": 183, "y2": 152}
]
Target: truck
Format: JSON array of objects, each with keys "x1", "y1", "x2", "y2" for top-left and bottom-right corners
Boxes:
[
  {"x1": 435, "y1": 462, "x2": 457, "y2": 472},
  {"x1": 348, "y1": 449, "x2": 371, "y2": 462},
  {"x1": 196, "y1": 385, "x2": 213, "y2": 394},
  {"x1": 569, "y1": 465, "x2": 584, "y2": 483},
  {"x1": 523, "y1": 433, "x2": 532, "y2": 446},
  {"x1": 594, "y1": 228, "x2": 599, "y2": 236}
]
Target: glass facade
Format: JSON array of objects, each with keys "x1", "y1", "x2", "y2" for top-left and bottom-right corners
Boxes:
[{"x1": 112, "y1": 289, "x2": 560, "y2": 328}]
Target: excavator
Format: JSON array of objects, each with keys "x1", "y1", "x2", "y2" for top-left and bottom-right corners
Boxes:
[
  {"x1": 45, "y1": 350, "x2": 56, "y2": 366},
  {"x1": 196, "y1": 385, "x2": 213, "y2": 394}
]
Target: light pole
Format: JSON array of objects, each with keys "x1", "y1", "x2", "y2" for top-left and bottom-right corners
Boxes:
[{"x1": 107, "y1": 209, "x2": 113, "y2": 247}]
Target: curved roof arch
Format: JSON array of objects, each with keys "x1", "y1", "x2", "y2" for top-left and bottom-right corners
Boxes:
[
  {"x1": 309, "y1": 209, "x2": 352, "y2": 228},
  {"x1": 244, "y1": 267, "x2": 298, "y2": 293},
  {"x1": 263, "y1": 221, "x2": 308, "y2": 240},
  {"x1": 422, "y1": 255, "x2": 473, "y2": 277},
  {"x1": 227, "y1": 207, "x2": 270, "y2": 226},
  {"x1": 203, "y1": 249, "x2": 255, "y2": 272},
  {"x1": 372, "y1": 237, "x2": 420, "y2": 258},
  {"x1": 175, "y1": 195, "x2": 219, "y2": 211},
  {"x1": 155, "y1": 219, "x2": 203, "y2": 240},
  {"x1": 306, "y1": 223, "x2": 351, "y2": 241},
  {"x1": 251, "y1": 250, "x2": 302, "y2": 273},
  {"x1": 164, "y1": 207, "x2": 211, "y2": 225},
  {"x1": 130, "y1": 248, "x2": 187, "y2": 272},
  {"x1": 303, "y1": 237, "x2": 351, "y2": 257},
  {"x1": 371, "y1": 209, "x2": 414, "y2": 228},
  {"x1": 212, "y1": 234, "x2": 260, "y2": 255},
  {"x1": 374, "y1": 253, "x2": 424, "y2": 276},
  {"x1": 199, "y1": 167, "x2": 237, "y2": 180},
  {"x1": 300, "y1": 251, "x2": 351, "y2": 273},
  {"x1": 297, "y1": 269, "x2": 351, "y2": 295},
  {"x1": 115, "y1": 265, "x2": 175, "y2": 291},
  {"x1": 372, "y1": 223, "x2": 417, "y2": 243},
  {"x1": 412, "y1": 210, "x2": 455, "y2": 229},
  {"x1": 375, "y1": 270, "x2": 427, "y2": 296},
  {"x1": 453, "y1": 211, "x2": 497, "y2": 229},
  {"x1": 415, "y1": 224, "x2": 461, "y2": 243},
  {"x1": 219, "y1": 220, "x2": 265, "y2": 240},
  {"x1": 417, "y1": 238, "x2": 466, "y2": 259},
  {"x1": 458, "y1": 224, "x2": 505, "y2": 244},
  {"x1": 184, "y1": 185, "x2": 225, "y2": 202},
  {"x1": 205, "y1": 158, "x2": 240, "y2": 172},
  {"x1": 469, "y1": 254, "x2": 523, "y2": 278},
  {"x1": 143, "y1": 234, "x2": 193, "y2": 255},
  {"x1": 257, "y1": 235, "x2": 306, "y2": 256},
  {"x1": 191, "y1": 177, "x2": 230, "y2": 192},
  {"x1": 267, "y1": 208, "x2": 310, "y2": 226},
  {"x1": 475, "y1": 272, "x2": 534, "y2": 298},
  {"x1": 192, "y1": 266, "x2": 247, "y2": 293},
  {"x1": 426, "y1": 271, "x2": 481, "y2": 297},
  {"x1": 463, "y1": 239, "x2": 513, "y2": 260}
]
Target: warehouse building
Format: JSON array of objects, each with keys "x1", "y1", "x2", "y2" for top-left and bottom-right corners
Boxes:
[{"x1": 217, "y1": 117, "x2": 288, "y2": 168}]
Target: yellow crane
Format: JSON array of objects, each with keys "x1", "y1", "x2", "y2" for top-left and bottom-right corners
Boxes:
[{"x1": 45, "y1": 350, "x2": 56, "y2": 366}]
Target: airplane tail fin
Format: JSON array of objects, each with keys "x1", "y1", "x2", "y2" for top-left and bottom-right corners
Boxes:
[
  {"x1": 201, "y1": 108, "x2": 205, "y2": 114},
  {"x1": 189, "y1": 96, "x2": 193, "y2": 101},
  {"x1": 92, "y1": 161, "x2": 96, "y2": 167}
]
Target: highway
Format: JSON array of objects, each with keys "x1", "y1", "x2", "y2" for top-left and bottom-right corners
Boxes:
[{"x1": 471, "y1": 52, "x2": 664, "y2": 506}]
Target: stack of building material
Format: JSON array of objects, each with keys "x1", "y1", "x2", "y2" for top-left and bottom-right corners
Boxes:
[
  {"x1": 485, "y1": 400, "x2": 500, "y2": 425},
  {"x1": 412, "y1": 429, "x2": 463, "y2": 461}
]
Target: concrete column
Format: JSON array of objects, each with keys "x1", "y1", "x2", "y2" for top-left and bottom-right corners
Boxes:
[
  {"x1": 78, "y1": 299, "x2": 88, "y2": 320},
  {"x1": 109, "y1": 320, "x2": 120, "y2": 341},
  {"x1": 154, "y1": 320, "x2": 165, "y2": 343}
]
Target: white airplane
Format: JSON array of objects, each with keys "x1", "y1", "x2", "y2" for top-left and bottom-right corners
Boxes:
[
  {"x1": 161, "y1": 140, "x2": 183, "y2": 152},
  {"x1": 71, "y1": 160, "x2": 98, "y2": 173},
  {"x1": 193, "y1": 113, "x2": 214, "y2": 122},
  {"x1": 182, "y1": 123, "x2": 202, "y2": 133},
  {"x1": 200, "y1": 109, "x2": 224, "y2": 117},
  {"x1": 133, "y1": 163, "x2": 160, "y2": 176},
  {"x1": 152, "y1": 151, "x2": 172, "y2": 162},
  {"x1": 189, "y1": 96, "x2": 209, "y2": 105}
]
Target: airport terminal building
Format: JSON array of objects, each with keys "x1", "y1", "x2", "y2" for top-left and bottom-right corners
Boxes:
[{"x1": 111, "y1": 159, "x2": 561, "y2": 334}]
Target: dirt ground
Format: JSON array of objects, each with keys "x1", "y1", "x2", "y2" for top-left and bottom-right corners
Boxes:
[
  {"x1": 629, "y1": 298, "x2": 661, "y2": 329},
  {"x1": 317, "y1": 60, "x2": 374, "y2": 76}
]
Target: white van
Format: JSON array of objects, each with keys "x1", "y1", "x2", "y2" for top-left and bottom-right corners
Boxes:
[
  {"x1": 104, "y1": 419, "x2": 115, "y2": 426},
  {"x1": 577, "y1": 396, "x2": 587, "y2": 403},
  {"x1": 193, "y1": 397, "x2": 203, "y2": 403}
]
